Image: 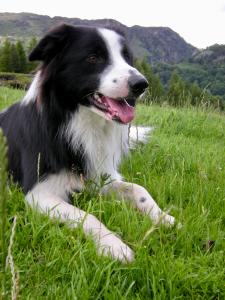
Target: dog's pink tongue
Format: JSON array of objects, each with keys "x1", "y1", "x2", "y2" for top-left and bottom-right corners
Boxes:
[{"x1": 103, "y1": 97, "x2": 134, "y2": 124}]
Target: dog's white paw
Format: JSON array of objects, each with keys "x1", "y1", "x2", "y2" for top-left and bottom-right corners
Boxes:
[
  {"x1": 161, "y1": 213, "x2": 176, "y2": 226},
  {"x1": 153, "y1": 213, "x2": 182, "y2": 228},
  {"x1": 152, "y1": 212, "x2": 176, "y2": 227},
  {"x1": 97, "y1": 232, "x2": 134, "y2": 263}
]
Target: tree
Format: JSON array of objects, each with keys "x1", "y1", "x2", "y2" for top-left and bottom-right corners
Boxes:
[
  {"x1": 16, "y1": 40, "x2": 27, "y2": 73},
  {"x1": 135, "y1": 58, "x2": 164, "y2": 103},
  {"x1": 189, "y1": 82, "x2": 202, "y2": 105},
  {"x1": 27, "y1": 37, "x2": 38, "y2": 72},
  {"x1": 0, "y1": 39, "x2": 12, "y2": 72},
  {"x1": 167, "y1": 71, "x2": 186, "y2": 106},
  {"x1": 27, "y1": 37, "x2": 38, "y2": 54},
  {"x1": 10, "y1": 43, "x2": 20, "y2": 72}
]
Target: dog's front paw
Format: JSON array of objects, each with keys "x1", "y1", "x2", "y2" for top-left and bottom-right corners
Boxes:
[
  {"x1": 97, "y1": 232, "x2": 134, "y2": 263},
  {"x1": 160, "y1": 213, "x2": 176, "y2": 226},
  {"x1": 154, "y1": 213, "x2": 182, "y2": 228},
  {"x1": 153, "y1": 212, "x2": 175, "y2": 227}
]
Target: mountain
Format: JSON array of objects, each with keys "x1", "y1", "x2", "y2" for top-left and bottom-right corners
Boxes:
[
  {"x1": 1, "y1": 13, "x2": 224, "y2": 99},
  {"x1": 0, "y1": 12, "x2": 197, "y2": 64},
  {"x1": 190, "y1": 44, "x2": 225, "y2": 65},
  {"x1": 153, "y1": 44, "x2": 225, "y2": 99}
]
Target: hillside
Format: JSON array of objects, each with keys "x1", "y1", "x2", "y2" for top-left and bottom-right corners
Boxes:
[
  {"x1": 190, "y1": 44, "x2": 225, "y2": 65},
  {"x1": 154, "y1": 44, "x2": 225, "y2": 99},
  {"x1": 0, "y1": 12, "x2": 196, "y2": 64}
]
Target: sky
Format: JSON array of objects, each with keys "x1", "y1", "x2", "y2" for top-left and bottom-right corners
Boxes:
[{"x1": 0, "y1": 0, "x2": 225, "y2": 48}]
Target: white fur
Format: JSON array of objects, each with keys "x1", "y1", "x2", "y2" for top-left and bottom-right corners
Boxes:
[
  {"x1": 106, "y1": 181, "x2": 175, "y2": 226},
  {"x1": 62, "y1": 107, "x2": 175, "y2": 227},
  {"x1": 26, "y1": 172, "x2": 134, "y2": 262},
  {"x1": 129, "y1": 125, "x2": 154, "y2": 148},
  {"x1": 64, "y1": 105, "x2": 129, "y2": 181},
  {"x1": 21, "y1": 71, "x2": 41, "y2": 105},
  {"x1": 24, "y1": 101, "x2": 176, "y2": 262},
  {"x1": 98, "y1": 28, "x2": 145, "y2": 99}
]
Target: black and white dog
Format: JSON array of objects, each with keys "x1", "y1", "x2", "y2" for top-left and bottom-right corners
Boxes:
[{"x1": 0, "y1": 24, "x2": 175, "y2": 262}]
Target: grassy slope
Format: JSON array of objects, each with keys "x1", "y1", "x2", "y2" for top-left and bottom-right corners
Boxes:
[{"x1": 0, "y1": 87, "x2": 225, "y2": 299}]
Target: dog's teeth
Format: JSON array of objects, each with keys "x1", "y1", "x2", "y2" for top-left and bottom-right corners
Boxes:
[{"x1": 94, "y1": 94, "x2": 102, "y2": 103}]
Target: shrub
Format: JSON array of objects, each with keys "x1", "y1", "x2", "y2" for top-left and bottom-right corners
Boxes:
[{"x1": 0, "y1": 72, "x2": 32, "y2": 90}]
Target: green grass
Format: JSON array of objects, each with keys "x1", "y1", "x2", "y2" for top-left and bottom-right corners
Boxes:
[
  {"x1": 0, "y1": 87, "x2": 225, "y2": 299},
  {"x1": 0, "y1": 87, "x2": 25, "y2": 110}
]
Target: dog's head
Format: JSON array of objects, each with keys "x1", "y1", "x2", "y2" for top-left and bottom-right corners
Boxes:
[{"x1": 29, "y1": 24, "x2": 148, "y2": 124}]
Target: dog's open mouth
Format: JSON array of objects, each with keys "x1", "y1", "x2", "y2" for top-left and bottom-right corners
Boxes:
[{"x1": 89, "y1": 93, "x2": 134, "y2": 124}]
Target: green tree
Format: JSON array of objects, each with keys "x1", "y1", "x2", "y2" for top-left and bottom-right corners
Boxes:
[
  {"x1": 27, "y1": 37, "x2": 38, "y2": 72},
  {"x1": 189, "y1": 82, "x2": 202, "y2": 105},
  {"x1": 27, "y1": 37, "x2": 38, "y2": 54},
  {"x1": 135, "y1": 58, "x2": 164, "y2": 103},
  {"x1": 16, "y1": 40, "x2": 27, "y2": 73},
  {"x1": 167, "y1": 71, "x2": 186, "y2": 106},
  {"x1": 0, "y1": 39, "x2": 12, "y2": 72},
  {"x1": 10, "y1": 43, "x2": 20, "y2": 72}
]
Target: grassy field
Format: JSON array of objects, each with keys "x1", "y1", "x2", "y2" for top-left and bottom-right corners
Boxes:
[{"x1": 0, "y1": 87, "x2": 225, "y2": 299}]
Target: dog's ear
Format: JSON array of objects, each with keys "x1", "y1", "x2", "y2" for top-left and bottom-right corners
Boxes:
[{"x1": 29, "y1": 24, "x2": 72, "y2": 62}]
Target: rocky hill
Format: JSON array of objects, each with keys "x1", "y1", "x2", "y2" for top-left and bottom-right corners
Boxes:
[
  {"x1": 0, "y1": 12, "x2": 197, "y2": 63},
  {"x1": 153, "y1": 43, "x2": 225, "y2": 99},
  {"x1": 190, "y1": 44, "x2": 225, "y2": 65}
]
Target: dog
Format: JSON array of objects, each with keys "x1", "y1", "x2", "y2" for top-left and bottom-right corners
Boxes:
[{"x1": 0, "y1": 24, "x2": 175, "y2": 262}]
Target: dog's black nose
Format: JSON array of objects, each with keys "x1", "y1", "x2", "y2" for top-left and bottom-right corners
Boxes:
[{"x1": 128, "y1": 75, "x2": 148, "y2": 96}]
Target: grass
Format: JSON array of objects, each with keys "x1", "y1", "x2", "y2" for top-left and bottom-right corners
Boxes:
[
  {"x1": 0, "y1": 86, "x2": 225, "y2": 299},
  {"x1": 0, "y1": 87, "x2": 25, "y2": 111}
]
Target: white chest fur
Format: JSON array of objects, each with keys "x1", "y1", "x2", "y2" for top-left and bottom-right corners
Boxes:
[{"x1": 64, "y1": 106, "x2": 129, "y2": 181}]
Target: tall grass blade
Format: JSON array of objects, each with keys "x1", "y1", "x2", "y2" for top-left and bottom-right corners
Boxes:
[{"x1": 0, "y1": 128, "x2": 8, "y2": 298}]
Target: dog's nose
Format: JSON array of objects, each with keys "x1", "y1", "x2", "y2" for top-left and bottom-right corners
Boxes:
[{"x1": 128, "y1": 75, "x2": 149, "y2": 96}]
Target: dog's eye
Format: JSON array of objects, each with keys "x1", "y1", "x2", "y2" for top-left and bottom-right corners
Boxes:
[{"x1": 86, "y1": 54, "x2": 98, "y2": 64}]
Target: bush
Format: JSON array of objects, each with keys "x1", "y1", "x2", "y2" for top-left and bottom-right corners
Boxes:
[{"x1": 0, "y1": 72, "x2": 32, "y2": 90}]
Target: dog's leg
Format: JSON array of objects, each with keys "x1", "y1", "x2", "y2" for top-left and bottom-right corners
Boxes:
[
  {"x1": 104, "y1": 181, "x2": 175, "y2": 226},
  {"x1": 25, "y1": 178, "x2": 134, "y2": 263}
]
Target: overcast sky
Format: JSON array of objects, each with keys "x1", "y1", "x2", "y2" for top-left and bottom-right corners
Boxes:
[{"x1": 1, "y1": 0, "x2": 225, "y2": 48}]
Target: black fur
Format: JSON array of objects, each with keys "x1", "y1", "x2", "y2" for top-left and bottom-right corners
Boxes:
[{"x1": 0, "y1": 24, "x2": 146, "y2": 194}]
